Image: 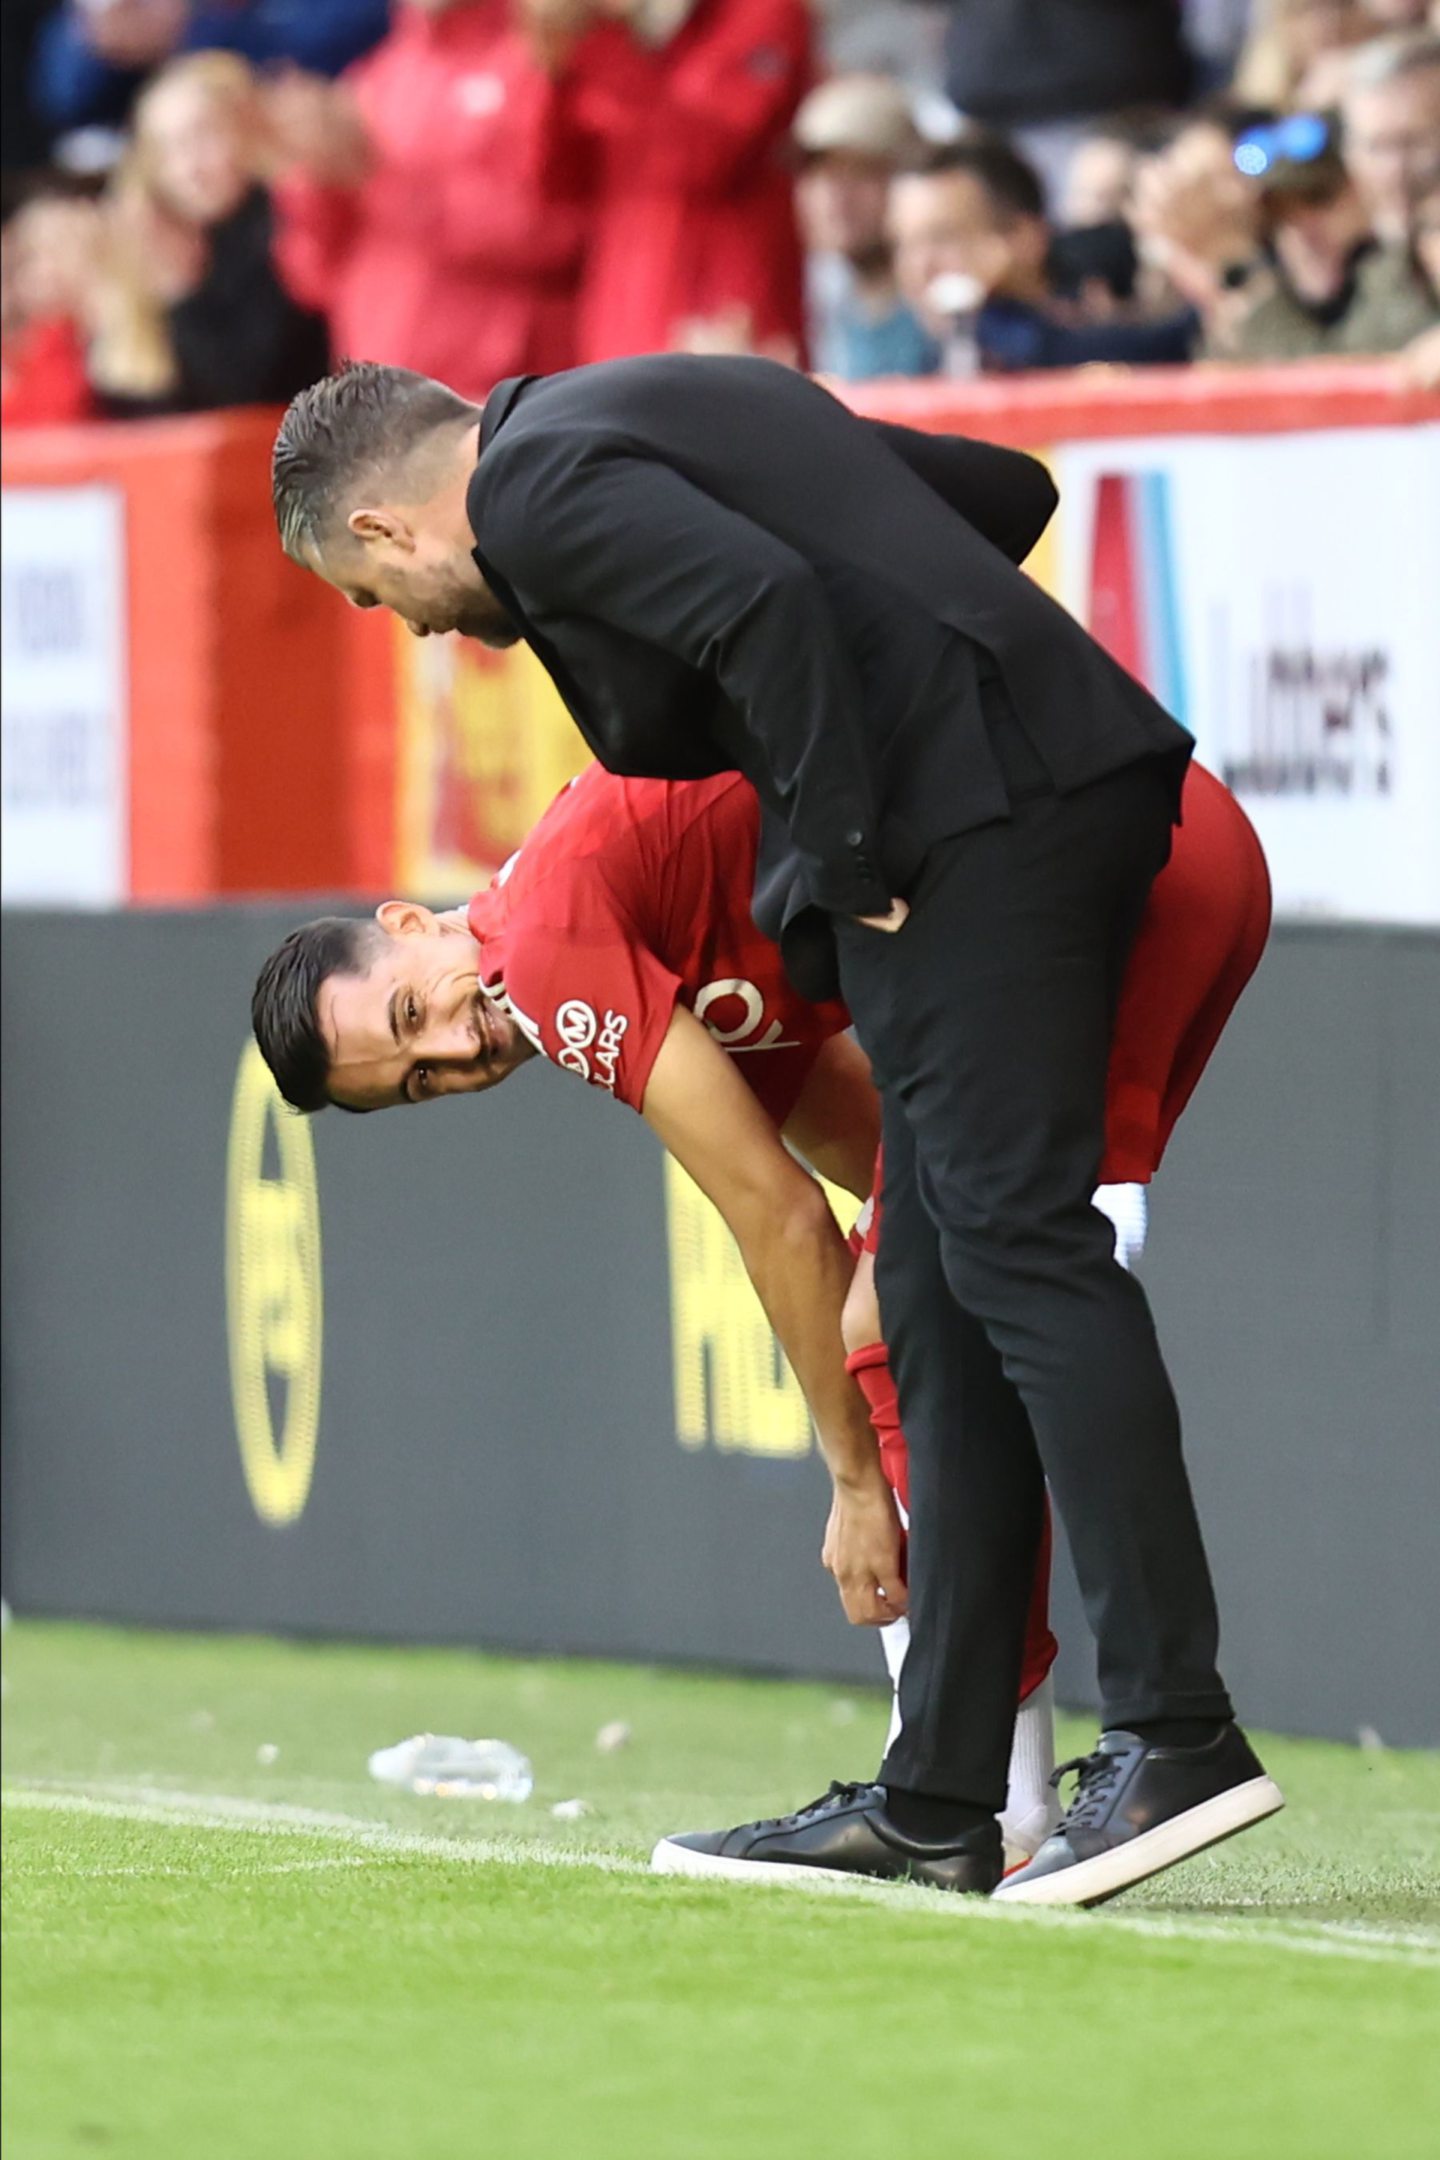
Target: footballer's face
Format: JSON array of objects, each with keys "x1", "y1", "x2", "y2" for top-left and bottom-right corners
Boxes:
[{"x1": 320, "y1": 904, "x2": 536, "y2": 1111}]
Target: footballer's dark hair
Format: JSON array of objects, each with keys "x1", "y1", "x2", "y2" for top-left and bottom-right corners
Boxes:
[
  {"x1": 905, "y1": 135, "x2": 1048, "y2": 225},
  {"x1": 271, "y1": 359, "x2": 476, "y2": 564},
  {"x1": 251, "y1": 916, "x2": 384, "y2": 1114}
]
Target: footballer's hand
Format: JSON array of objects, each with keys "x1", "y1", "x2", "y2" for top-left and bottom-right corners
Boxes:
[
  {"x1": 854, "y1": 898, "x2": 909, "y2": 933},
  {"x1": 822, "y1": 1478, "x2": 908, "y2": 1627}
]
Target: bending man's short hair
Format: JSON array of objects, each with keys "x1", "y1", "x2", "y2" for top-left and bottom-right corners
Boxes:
[
  {"x1": 271, "y1": 359, "x2": 475, "y2": 564},
  {"x1": 252, "y1": 915, "x2": 382, "y2": 1113}
]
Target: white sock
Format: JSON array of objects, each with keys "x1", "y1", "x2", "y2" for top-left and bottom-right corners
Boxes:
[
  {"x1": 879, "y1": 1623, "x2": 1058, "y2": 1862},
  {"x1": 1000, "y1": 1674, "x2": 1060, "y2": 1865},
  {"x1": 879, "y1": 1491, "x2": 912, "y2": 1754},
  {"x1": 1093, "y1": 1181, "x2": 1147, "y2": 1271},
  {"x1": 880, "y1": 1615, "x2": 910, "y2": 1754},
  {"x1": 875, "y1": 1491, "x2": 1059, "y2": 1861}
]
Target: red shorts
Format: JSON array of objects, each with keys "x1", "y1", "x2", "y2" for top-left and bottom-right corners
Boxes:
[{"x1": 856, "y1": 762, "x2": 1271, "y2": 1257}]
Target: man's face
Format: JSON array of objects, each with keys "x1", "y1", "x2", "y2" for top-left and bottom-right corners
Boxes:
[
  {"x1": 797, "y1": 152, "x2": 893, "y2": 262},
  {"x1": 1344, "y1": 69, "x2": 1440, "y2": 236},
  {"x1": 320, "y1": 907, "x2": 535, "y2": 1110},
  {"x1": 311, "y1": 523, "x2": 519, "y2": 645},
  {"x1": 888, "y1": 172, "x2": 1028, "y2": 327}
]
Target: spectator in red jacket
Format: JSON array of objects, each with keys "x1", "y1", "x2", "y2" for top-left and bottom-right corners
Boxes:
[
  {"x1": 270, "y1": 0, "x2": 589, "y2": 398},
  {"x1": 1, "y1": 192, "x2": 98, "y2": 427},
  {"x1": 520, "y1": 0, "x2": 811, "y2": 364}
]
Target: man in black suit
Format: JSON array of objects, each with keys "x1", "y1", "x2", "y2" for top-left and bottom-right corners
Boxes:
[{"x1": 271, "y1": 355, "x2": 1282, "y2": 1905}]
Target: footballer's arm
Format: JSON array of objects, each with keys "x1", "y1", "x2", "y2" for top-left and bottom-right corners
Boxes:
[{"x1": 641, "y1": 1005, "x2": 905, "y2": 1626}]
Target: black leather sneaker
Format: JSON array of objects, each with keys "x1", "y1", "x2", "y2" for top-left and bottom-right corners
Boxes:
[
  {"x1": 993, "y1": 1723, "x2": 1284, "y2": 1908},
  {"x1": 651, "y1": 1781, "x2": 1002, "y2": 1894}
]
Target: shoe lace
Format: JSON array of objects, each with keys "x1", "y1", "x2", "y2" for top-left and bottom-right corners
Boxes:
[
  {"x1": 755, "y1": 1780, "x2": 871, "y2": 1832},
  {"x1": 1049, "y1": 1749, "x2": 1126, "y2": 1831}
]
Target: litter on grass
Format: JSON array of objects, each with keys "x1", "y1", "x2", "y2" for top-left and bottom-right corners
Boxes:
[{"x1": 367, "y1": 1735, "x2": 533, "y2": 1801}]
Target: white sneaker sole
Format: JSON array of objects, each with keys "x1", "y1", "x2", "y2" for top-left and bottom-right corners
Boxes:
[
  {"x1": 992, "y1": 1774, "x2": 1285, "y2": 1908},
  {"x1": 650, "y1": 1837, "x2": 889, "y2": 1891}
]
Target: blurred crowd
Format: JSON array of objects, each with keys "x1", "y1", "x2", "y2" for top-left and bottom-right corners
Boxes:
[{"x1": 3, "y1": 0, "x2": 1438, "y2": 428}]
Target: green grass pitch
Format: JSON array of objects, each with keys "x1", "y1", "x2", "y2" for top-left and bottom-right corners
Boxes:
[{"x1": 3, "y1": 1622, "x2": 1437, "y2": 2160}]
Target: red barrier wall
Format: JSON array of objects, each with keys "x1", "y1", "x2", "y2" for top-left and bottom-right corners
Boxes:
[
  {"x1": 844, "y1": 358, "x2": 1440, "y2": 442},
  {"x1": 3, "y1": 410, "x2": 351, "y2": 900}
]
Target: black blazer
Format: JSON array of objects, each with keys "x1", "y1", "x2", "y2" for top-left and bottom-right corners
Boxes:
[{"x1": 468, "y1": 356, "x2": 1191, "y2": 960}]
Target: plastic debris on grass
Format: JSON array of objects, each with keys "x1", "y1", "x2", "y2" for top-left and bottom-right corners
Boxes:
[{"x1": 368, "y1": 1735, "x2": 534, "y2": 1801}]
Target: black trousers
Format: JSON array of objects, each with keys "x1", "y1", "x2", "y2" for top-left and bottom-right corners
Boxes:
[{"x1": 834, "y1": 746, "x2": 1233, "y2": 1811}]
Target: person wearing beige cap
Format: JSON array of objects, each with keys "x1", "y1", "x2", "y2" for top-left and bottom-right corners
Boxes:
[{"x1": 794, "y1": 74, "x2": 940, "y2": 377}]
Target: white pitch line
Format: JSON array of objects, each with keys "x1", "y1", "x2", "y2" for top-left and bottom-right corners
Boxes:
[
  {"x1": 18, "y1": 1854, "x2": 382, "y2": 1883},
  {"x1": 1, "y1": 1786, "x2": 650, "y2": 1877},
  {"x1": 4, "y1": 1783, "x2": 1437, "y2": 1971}
]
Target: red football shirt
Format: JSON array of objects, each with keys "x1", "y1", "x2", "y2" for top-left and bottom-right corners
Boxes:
[{"x1": 467, "y1": 767, "x2": 851, "y2": 1121}]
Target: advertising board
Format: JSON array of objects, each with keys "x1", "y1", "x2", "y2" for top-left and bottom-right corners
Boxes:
[
  {"x1": 3, "y1": 908, "x2": 1437, "y2": 1745},
  {"x1": 1055, "y1": 427, "x2": 1440, "y2": 924},
  {"x1": 1, "y1": 485, "x2": 127, "y2": 904}
]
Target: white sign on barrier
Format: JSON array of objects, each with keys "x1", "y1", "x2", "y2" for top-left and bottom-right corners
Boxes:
[
  {"x1": 1055, "y1": 427, "x2": 1440, "y2": 926},
  {"x1": 1, "y1": 486, "x2": 128, "y2": 905}
]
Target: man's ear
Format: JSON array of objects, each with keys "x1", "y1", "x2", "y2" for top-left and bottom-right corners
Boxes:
[
  {"x1": 349, "y1": 507, "x2": 413, "y2": 549},
  {"x1": 375, "y1": 900, "x2": 438, "y2": 937}
]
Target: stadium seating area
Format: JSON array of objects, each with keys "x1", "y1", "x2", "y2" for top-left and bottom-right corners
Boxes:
[{"x1": 4, "y1": 0, "x2": 1439, "y2": 425}]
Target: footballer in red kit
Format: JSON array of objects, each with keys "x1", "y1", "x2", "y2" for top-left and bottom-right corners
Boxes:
[
  {"x1": 252, "y1": 756, "x2": 1270, "y2": 1865},
  {"x1": 466, "y1": 767, "x2": 851, "y2": 1124}
]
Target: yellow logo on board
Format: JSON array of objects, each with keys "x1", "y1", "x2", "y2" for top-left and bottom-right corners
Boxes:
[
  {"x1": 665, "y1": 1158, "x2": 859, "y2": 1461},
  {"x1": 225, "y1": 1042, "x2": 323, "y2": 1525}
]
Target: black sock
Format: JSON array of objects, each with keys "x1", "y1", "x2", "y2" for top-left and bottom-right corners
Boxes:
[
  {"x1": 883, "y1": 1786, "x2": 992, "y2": 1842},
  {"x1": 1127, "y1": 1718, "x2": 1229, "y2": 1750}
]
